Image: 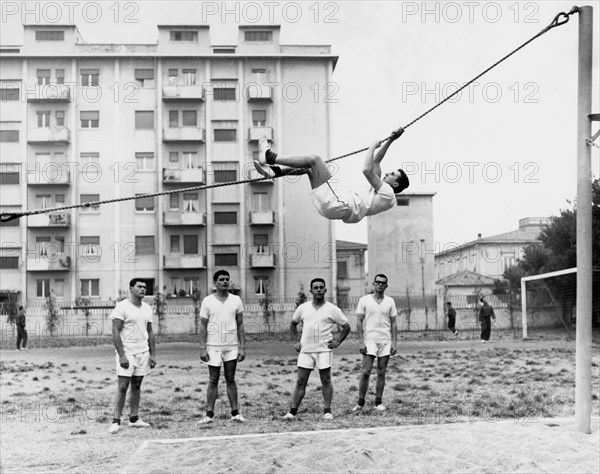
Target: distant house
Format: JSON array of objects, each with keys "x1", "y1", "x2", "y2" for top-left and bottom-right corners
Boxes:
[
  {"x1": 336, "y1": 240, "x2": 367, "y2": 309},
  {"x1": 436, "y1": 270, "x2": 496, "y2": 304},
  {"x1": 435, "y1": 217, "x2": 550, "y2": 281}
]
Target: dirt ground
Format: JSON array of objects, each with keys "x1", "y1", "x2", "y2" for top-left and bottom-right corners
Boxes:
[{"x1": 1, "y1": 333, "x2": 599, "y2": 473}]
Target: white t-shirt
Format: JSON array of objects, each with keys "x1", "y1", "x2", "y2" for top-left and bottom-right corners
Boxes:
[
  {"x1": 341, "y1": 183, "x2": 396, "y2": 224},
  {"x1": 199, "y1": 293, "x2": 244, "y2": 347},
  {"x1": 356, "y1": 294, "x2": 397, "y2": 343},
  {"x1": 110, "y1": 299, "x2": 153, "y2": 355},
  {"x1": 292, "y1": 301, "x2": 349, "y2": 353}
]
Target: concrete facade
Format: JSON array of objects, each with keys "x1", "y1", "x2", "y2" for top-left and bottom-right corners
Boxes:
[{"x1": 0, "y1": 24, "x2": 338, "y2": 305}]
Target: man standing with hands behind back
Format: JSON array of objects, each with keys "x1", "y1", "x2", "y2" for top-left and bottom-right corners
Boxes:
[
  {"x1": 109, "y1": 278, "x2": 156, "y2": 434},
  {"x1": 353, "y1": 274, "x2": 397, "y2": 413},
  {"x1": 198, "y1": 270, "x2": 246, "y2": 424}
]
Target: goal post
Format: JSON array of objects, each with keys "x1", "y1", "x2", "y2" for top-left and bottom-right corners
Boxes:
[{"x1": 520, "y1": 267, "x2": 577, "y2": 340}]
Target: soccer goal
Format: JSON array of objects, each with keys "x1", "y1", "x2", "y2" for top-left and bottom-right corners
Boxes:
[{"x1": 521, "y1": 267, "x2": 600, "y2": 339}]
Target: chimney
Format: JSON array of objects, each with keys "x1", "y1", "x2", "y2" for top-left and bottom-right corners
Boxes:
[{"x1": 477, "y1": 233, "x2": 482, "y2": 239}]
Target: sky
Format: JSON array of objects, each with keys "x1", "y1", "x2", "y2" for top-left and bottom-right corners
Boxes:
[{"x1": 1, "y1": 0, "x2": 598, "y2": 248}]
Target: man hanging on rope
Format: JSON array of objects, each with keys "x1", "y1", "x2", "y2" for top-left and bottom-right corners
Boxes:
[{"x1": 253, "y1": 130, "x2": 409, "y2": 223}]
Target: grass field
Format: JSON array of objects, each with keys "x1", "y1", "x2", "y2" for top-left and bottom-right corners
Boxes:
[{"x1": 1, "y1": 330, "x2": 599, "y2": 473}]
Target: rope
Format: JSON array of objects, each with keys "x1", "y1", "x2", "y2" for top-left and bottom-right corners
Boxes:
[{"x1": 0, "y1": 7, "x2": 578, "y2": 223}]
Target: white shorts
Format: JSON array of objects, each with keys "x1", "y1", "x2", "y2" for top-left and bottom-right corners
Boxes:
[
  {"x1": 364, "y1": 341, "x2": 392, "y2": 358},
  {"x1": 310, "y1": 182, "x2": 350, "y2": 221},
  {"x1": 116, "y1": 351, "x2": 150, "y2": 377},
  {"x1": 207, "y1": 345, "x2": 239, "y2": 367},
  {"x1": 297, "y1": 351, "x2": 333, "y2": 370}
]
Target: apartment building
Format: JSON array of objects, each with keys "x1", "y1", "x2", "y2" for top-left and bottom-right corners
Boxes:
[{"x1": 0, "y1": 24, "x2": 338, "y2": 304}]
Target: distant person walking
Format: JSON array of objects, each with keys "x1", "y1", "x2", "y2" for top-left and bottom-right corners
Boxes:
[
  {"x1": 108, "y1": 278, "x2": 156, "y2": 434},
  {"x1": 283, "y1": 278, "x2": 351, "y2": 421},
  {"x1": 353, "y1": 274, "x2": 397, "y2": 413},
  {"x1": 16, "y1": 306, "x2": 28, "y2": 351},
  {"x1": 446, "y1": 302, "x2": 458, "y2": 337},
  {"x1": 479, "y1": 297, "x2": 496, "y2": 342}
]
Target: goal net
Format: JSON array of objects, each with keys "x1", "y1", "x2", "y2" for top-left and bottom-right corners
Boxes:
[{"x1": 521, "y1": 267, "x2": 600, "y2": 339}]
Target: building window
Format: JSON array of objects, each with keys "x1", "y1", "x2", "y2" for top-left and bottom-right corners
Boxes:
[
  {"x1": 54, "y1": 279, "x2": 65, "y2": 297},
  {"x1": 396, "y1": 197, "x2": 410, "y2": 206},
  {"x1": 55, "y1": 111, "x2": 65, "y2": 127},
  {"x1": 168, "y1": 151, "x2": 180, "y2": 168},
  {"x1": 80, "y1": 69, "x2": 99, "y2": 87},
  {"x1": 337, "y1": 261, "x2": 348, "y2": 279},
  {"x1": 56, "y1": 69, "x2": 65, "y2": 84},
  {"x1": 135, "y1": 195, "x2": 155, "y2": 212},
  {"x1": 252, "y1": 191, "x2": 269, "y2": 211},
  {"x1": 215, "y1": 253, "x2": 238, "y2": 266},
  {"x1": 80, "y1": 236, "x2": 100, "y2": 257},
  {"x1": 167, "y1": 69, "x2": 178, "y2": 85},
  {"x1": 0, "y1": 86, "x2": 19, "y2": 101},
  {"x1": 170, "y1": 235, "x2": 180, "y2": 253},
  {"x1": 36, "y1": 30, "x2": 65, "y2": 41},
  {"x1": 80, "y1": 194, "x2": 100, "y2": 213},
  {"x1": 182, "y1": 110, "x2": 197, "y2": 126},
  {"x1": 168, "y1": 110, "x2": 179, "y2": 127},
  {"x1": 245, "y1": 31, "x2": 272, "y2": 42},
  {"x1": 80, "y1": 111, "x2": 99, "y2": 128},
  {"x1": 169, "y1": 194, "x2": 180, "y2": 210},
  {"x1": 37, "y1": 111, "x2": 51, "y2": 128},
  {"x1": 80, "y1": 279, "x2": 100, "y2": 297},
  {"x1": 183, "y1": 277, "x2": 199, "y2": 294},
  {"x1": 253, "y1": 234, "x2": 268, "y2": 253},
  {"x1": 80, "y1": 153, "x2": 100, "y2": 180},
  {"x1": 170, "y1": 31, "x2": 198, "y2": 41},
  {"x1": 36, "y1": 279, "x2": 51, "y2": 297},
  {"x1": 0, "y1": 130, "x2": 19, "y2": 142},
  {"x1": 213, "y1": 162, "x2": 237, "y2": 183},
  {"x1": 135, "y1": 152, "x2": 154, "y2": 171},
  {"x1": 214, "y1": 129, "x2": 237, "y2": 142},
  {"x1": 254, "y1": 276, "x2": 269, "y2": 295},
  {"x1": 37, "y1": 69, "x2": 51, "y2": 85},
  {"x1": 0, "y1": 257, "x2": 19, "y2": 269},
  {"x1": 36, "y1": 194, "x2": 51, "y2": 209},
  {"x1": 135, "y1": 236, "x2": 155, "y2": 255},
  {"x1": 182, "y1": 152, "x2": 199, "y2": 169},
  {"x1": 214, "y1": 87, "x2": 236, "y2": 101},
  {"x1": 182, "y1": 69, "x2": 196, "y2": 85},
  {"x1": 183, "y1": 235, "x2": 198, "y2": 254},
  {"x1": 214, "y1": 211, "x2": 237, "y2": 224},
  {"x1": 183, "y1": 193, "x2": 199, "y2": 212},
  {"x1": 252, "y1": 110, "x2": 267, "y2": 126},
  {"x1": 135, "y1": 111, "x2": 154, "y2": 129},
  {"x1": 0, "y1": 163, "x2": 19, "y2": 184},
  {"x1": 134, "y1": 69, "x2": 155, "y2": 88}
]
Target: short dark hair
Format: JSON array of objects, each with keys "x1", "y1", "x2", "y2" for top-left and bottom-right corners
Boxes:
[
  {"x1": 392, "y1": 169, "x2": 410, "y2": 193},
  {"x1": 446, "y1": 302, "x2": 452, "y2": 306},
  {"x1": 374, "y1": 274, "x2": 388, "y2": 283},
  {"x1": 18, "y1": 305, "x2": 24, "y2": 310},
  {"x1": 310, "y1": 278, "x2": 326, "y2": 289},
  {"x1": 129, "y1": 278, "x2": 146, "y2": 288},
  {"x1": 213, "y1": 269, "x2": 230, "y2": 282}
]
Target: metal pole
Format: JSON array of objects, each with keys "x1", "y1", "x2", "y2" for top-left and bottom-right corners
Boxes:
[
  {"x1": 521, "y1": 278, "x2": 527, "y2": 340},
  {"x1": 575, "y1": 5, "x2": 593, "y2": 435}
]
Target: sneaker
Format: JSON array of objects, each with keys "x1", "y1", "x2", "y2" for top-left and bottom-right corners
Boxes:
[
  {"x1": 129, "y1": 419, "x2": 150, "y2": 428},
  {"x1": 198, "y1": 416, "x2": 214, "y2": 424},
  {"x1": 481, "y1": 340, "x2": 486, "y2": 343},
  {"x1": 258, "y1": 136, "x2": 271, "y2": 165},
  {"x1": 108, "y1": 423, "x2": 120, "y2": 434},
  {"x1": 323, "y1": 412, "x2": 334, "y2": 420},
  {"x1": 282, "y1": 413, "x2": 296, "y2": 421},
  {"x1": 231, "y1": 414, "x2": 245, "y2": 423},
  {"x1": 253, "y1": 160, "x2": 276, "y2": 179},
  {"x1": 375, "y1": 405, "x2": 387, "y2": 412},
  {"x1": 352, "y1": 405, "x2": 364, "y2": 413}
]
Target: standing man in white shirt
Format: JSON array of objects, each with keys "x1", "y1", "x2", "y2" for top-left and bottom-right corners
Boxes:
[
  {"x1": 198, "y1": 270, "x2": 246, "y2": 424},
  {"x1": 353, "y1": 274, "x2": 398, "y2": 413},
  {"x1": 109, "y1": 278, "x2": 156, "y2": 434},
  {"x1": 283, "y1": 278, "x2": 351, "y2": 421}
]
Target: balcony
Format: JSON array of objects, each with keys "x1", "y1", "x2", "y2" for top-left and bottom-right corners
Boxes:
[
  {"x1": 27, "y1": 254, "x2": 71, "y2": 271},
  {"x1": 162, "y1": 85, "x2": 205, "y2": 101},
  {"x1": 246, "y1": 84, "x2": 273, "y2": 102},
  {"x1": 27, "y1": 211, "x2": 71, "y2": 228},
  {"x1": 162, "y1": 167, "x2": 205, "y2": 184},
  {"x1": 27, "y1": 127, "x2": 70, "y2": 144},
  {"x1": 248, "y1": 126, "x2": 273, "y2": 142},
  {"x1": 27, "y1": 169, "x2": 71, "y2": 186},
  {"x1": 163, "y1": 254, "x2": 206, "y2": 269},
  {"x1": 163, "y1": 210, "x2": 206, "y2": 226},
  {"x1": 250, "y1": 252, "x2": 276, "y2": 268},
  {"x1": 27, "y1": 85, "x2": 71, "y2": 102},
  {"x1": 246, "y1": 166, "x2": 274, "y2": 184},
  {"x1": 163, "y1": 127, "x2": 205, "y2": 142},
  {"x1": 249, "y1": 210, "x2": 275, "y2": 225}
]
